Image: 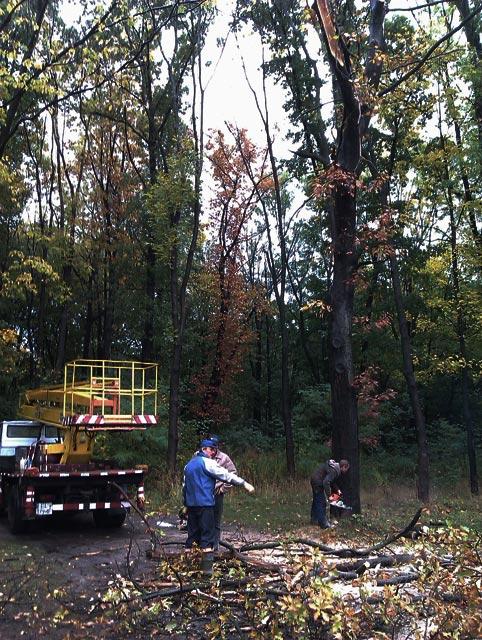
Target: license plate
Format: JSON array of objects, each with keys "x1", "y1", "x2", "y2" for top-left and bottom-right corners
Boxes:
[{"x1": 36, "y1": 502, "x2": 53, "y2": 516}]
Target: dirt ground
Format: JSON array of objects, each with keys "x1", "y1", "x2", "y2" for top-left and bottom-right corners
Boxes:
[
  {"x1": 0, "y1": 510, "x2": 265, "y2": 639},
  {"x1": 0, "y1": 510, "x2": 183, "y2": 638}
]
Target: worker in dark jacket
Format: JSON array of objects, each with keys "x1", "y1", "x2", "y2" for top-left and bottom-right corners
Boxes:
[
  {"x1": 183, "y1": 438, "x2": 254, "y2": 573},
  {"x1": 209, "y1": 434, "x2": 237, "y2": 552},
  {"x1": 310, "y1": 459, "x2": 350, "y2": 528}
]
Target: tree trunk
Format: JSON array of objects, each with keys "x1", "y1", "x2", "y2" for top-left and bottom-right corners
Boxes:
[
  {"x1": 279, "y1": 304, "x2": 295, "y2": 475},
  {"x1": 168, "y1": 339, "x2": 182, "y2": 473},
  {"x1": 142, "y1": 244, "x2": 156, "y2": 362},
  {"x1": 329, "y1": 188, "x2": 360, "y2": 512},
  {"x1": 82, "y1": 273, "x2": 94, "y2": 358},
  {"x1": 454, "y1": 0, "x2": 482, "y2": 165},
  {"x1": 441, "y1": 122, "x2": 479, "y2": 494},
  {"x1": 252, "y1": 65, "x2": 295, "y2": 475},
  {"x1": 252, "y1": 310, "x2": 263, "y2": 428},
  {"x1": 389, "y1": 252, "x2": 430, "y2": 502},
  {"x1": 314, "y1": 0, "x2": 388, "y2": 512},
  {"x1": 102, "y1": 255, "x2": 115, "y2": 360},
  {"x1": 264, "y1": 296, "x2": 273, "y2": 434},
  {"x1": 141, "y1": 46, "x2": 157, "y2": 362},
  {"x1": 297, "y1": 309, "x2": 320, "y2": 384},
  {"x1": 52, "y1": 108, "x2": 84, "y2": 371},
  {"x1": 360, "y1": 257, "x2": 381, "y2": 370}
]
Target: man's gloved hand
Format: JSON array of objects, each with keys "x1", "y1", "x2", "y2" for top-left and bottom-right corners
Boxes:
[{"x1": 243, "y1": 481, "x2": 255, "y2": 493}]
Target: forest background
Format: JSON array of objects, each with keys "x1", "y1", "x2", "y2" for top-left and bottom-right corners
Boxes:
[{"x1": 0, "y1": 0, "x2": 480, "y2": 518}]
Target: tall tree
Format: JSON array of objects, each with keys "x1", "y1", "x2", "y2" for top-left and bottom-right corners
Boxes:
[
  {"x1": 192, "y1": 128, "x2": 269, "y2": 423},
  {"x1": 311, "y1": 0, "x2": 388, "y2": 511}
]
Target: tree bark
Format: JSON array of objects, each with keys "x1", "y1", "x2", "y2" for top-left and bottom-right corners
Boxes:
[
  {"x1": 243, "y1": 60, "x2": 295, "y2": 475},
  {"x1": 313, "y1": 0, "x2": 389, "y2": 512},
  {"x1": 141, "y1": 44, "x2": 157, "y2": 362},
  {"x1": 454, "y1": 0, "x2": 482, "y2": 166},
  {"x1": 389, "y1": 251, "x2": 430, "y2": 502},
  {"x1": 439, "y1": 121, "x2": 479, "y2": 495}
]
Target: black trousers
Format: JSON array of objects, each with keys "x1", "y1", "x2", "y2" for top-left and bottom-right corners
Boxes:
[
  {"x1": 310, "y1": 487, "x2": 329, "y2": 526},
  {"x1": 186, "y1": 506, "x2": 215, "y2": 549}
]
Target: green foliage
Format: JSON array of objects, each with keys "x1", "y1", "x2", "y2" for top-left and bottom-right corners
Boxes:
[
  {"x1": 0, "y1": 0, "x2": 480, "y2": 502},
  {"x1": 147, "y1": 138, "x2": 197, "y2": 265},
  {"x1": 94, "y1": 428, "x2": 167, "y2": 472},
  {"x1": 292, "y1": 385, "x2": 332, "y2": 472}
]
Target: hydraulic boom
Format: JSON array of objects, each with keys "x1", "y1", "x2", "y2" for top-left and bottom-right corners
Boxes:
[{"x1": 18, "y1": 359, "x2": 158, "y2": 464}]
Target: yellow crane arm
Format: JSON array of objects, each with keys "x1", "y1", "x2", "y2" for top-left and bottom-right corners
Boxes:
[{"x1": 18, "y1": 359, "x2": 159, "y2": 465}]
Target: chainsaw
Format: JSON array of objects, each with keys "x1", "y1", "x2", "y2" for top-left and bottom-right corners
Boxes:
[{"x1": 329, "y1": 492, "x2": 352, "y2": 511}]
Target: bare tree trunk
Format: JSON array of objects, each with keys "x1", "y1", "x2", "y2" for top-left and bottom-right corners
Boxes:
[
  {"x1": 141, "y1": 44, "x2": 157, "y2": 362},
  {"x1": 329, "y1": 186, "x2": 360, "y2": 512},
  {"x1": 83, "y1": 273, "x2": 94, "y2": 358},
  {"x1": 166, "y1": 236, "x2": 184, "y2": 471},
  {"x1": 439, "y1": 119, "x2": 479, "y2": 495},
  {"x1": 373, "y1": 117, "x2": 430, "y2": 502},
  {"x1": 452, "y1": 112, "x2": 481, "y2": 262},
  {"x1": 102, "y1": 249, "x2": 116, "y2": 359},
  {"x1": 264, "y1": 270, "x2": 273, "y2": 434},
  {"x1": 449, "y1": 219, "x2": 479, "y2": 495},
  {"x1": 313, "y1": 0, "x2": 388, "y2": 511},
  {"x1": 252, "y1": 310, "x2": 263, "y2": 427},
  {"x1": 26, "y1": 128, "x2": 48, "y2": 365},
  {"x1": 454, "y1": 0, "x2": 482, "y2": 165},
  {"x1": 389, "y1": 252, "x2": 430, "y2": 502},
  {"x1": 242, "y1": 59, "x2": 295, "y2": 475},
  {"x1": 52, "y1": 106, "x2": 85, "y2": 371},
  {"x1": 166, "y1": 13, "x2": 207, "y2": 472}
]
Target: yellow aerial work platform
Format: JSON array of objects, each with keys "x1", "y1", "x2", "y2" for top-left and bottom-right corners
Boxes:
[{"x1": 18, "y1": 360, "x2": 158, "y2": 464}]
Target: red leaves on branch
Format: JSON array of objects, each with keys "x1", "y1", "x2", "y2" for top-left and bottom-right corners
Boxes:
[
  {"x1": 353, "y1": 365, "x2": 396, "y2": 421},
  {"x1": 354, "y1": 312, "x2": 392, "y2": 334},
  {"x1": 357, "y1": 208, "x2": 396, "y2": 259},
  {"x1": 313, "y1": 164, "x2": 360, "y2": 199},
  {"x1": 314, "y1": 166, "x2": 394, "y2": 261},
  {"x1": 191, "y1": 129, "x2": 270, "y2": 424}
]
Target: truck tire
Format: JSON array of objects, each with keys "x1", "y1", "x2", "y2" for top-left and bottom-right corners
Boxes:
[
  {"x1": 7, "y1": 488, "x2": 25, "y2": 534},
  {"x1": 93, "y1": 508, "x2": 126, "y2": 528}
]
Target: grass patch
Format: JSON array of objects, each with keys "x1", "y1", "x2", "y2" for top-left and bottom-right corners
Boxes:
[
  {"x1": 223, "y1": 479, "x2": 308, "y2": 532},
  {"x1": 147, "y1": 472, "x2": 482, "y2": 537},
  {"x1": 145, "y1": 448, "x2": 482, "y2": 536}
]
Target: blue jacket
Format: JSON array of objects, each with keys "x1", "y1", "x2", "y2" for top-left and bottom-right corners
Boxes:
[{"x1": 183, "y1": 452, "x2": 245, "y2": 507}]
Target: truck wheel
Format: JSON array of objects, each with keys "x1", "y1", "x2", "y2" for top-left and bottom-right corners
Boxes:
[
  {"x1": 7, "y1": 488, "x2": 25, "y2": 534},
  {"x1": 93, "y1": 508, "x2": 126, "y2": 528}
]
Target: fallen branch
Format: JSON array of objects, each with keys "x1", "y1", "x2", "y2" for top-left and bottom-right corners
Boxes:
[
  {"x1": 365, "y1": 591, "x2": 466, "y2": 604},
  {"x1": 376, "y1": 572, "x2": 419, "y2": 586},
  {"x1": 220, "y1": 540, "x2": 284, "y2": 573},
  {"x1": 295, "y1": 508, "x2": 423, "y2": 557},
  {"x1": 335, "y1": 553, "x2": 415, "y2": 573},
  {"x1": 141, "y1": 577, "x2": 253, "y2": 601}
]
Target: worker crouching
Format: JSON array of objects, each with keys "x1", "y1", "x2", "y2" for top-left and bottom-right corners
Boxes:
[
  {"x1": 183, "y1": 438, "x2": 255, "y2": 576},
  {"x1": 310, "y1": 458, "x2": 350, "y2": 529}
]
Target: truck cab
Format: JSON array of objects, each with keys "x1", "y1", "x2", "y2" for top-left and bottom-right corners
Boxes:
[{"x1": 0, "y1": 421, "x2": 63, "y2": 473}]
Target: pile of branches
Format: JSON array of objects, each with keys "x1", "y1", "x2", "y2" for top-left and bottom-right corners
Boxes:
[{"x1": 90, "y1": 508, "x2": 481, "y2": 639}]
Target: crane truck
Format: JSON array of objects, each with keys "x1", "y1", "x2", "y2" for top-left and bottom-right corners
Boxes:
[{"x1": 0, "y1": 359, "x2": 158, "y2": 533}]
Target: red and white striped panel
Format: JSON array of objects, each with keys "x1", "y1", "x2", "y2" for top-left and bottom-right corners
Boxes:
[
  {"x1": 24, "y1": 486, "x2": 36, "y2": 516},
  {"x1": 36, "y1": 500, "x2": 131, "y2": 513},
  {"x1": 133, "y1": 415, "x2": 157, "y2": 425},
  {"x1": 62, "y1": 414, "x2": 104, "y2": 426},
  {"x1": 77, "y1": 414, "x2": 104, "y2": 425},
  {"x1": 62, "y1": 414, "x2": 157, "y2": 426}
]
